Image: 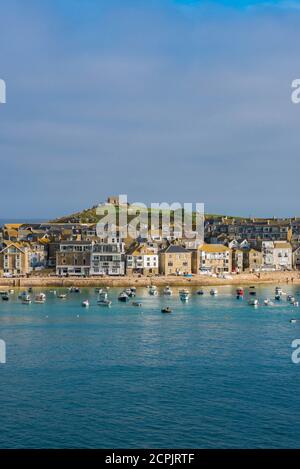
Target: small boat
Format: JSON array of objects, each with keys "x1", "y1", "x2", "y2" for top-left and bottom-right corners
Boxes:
[
  {"x1": 130, "y1": 287, "x2": 136, "y2": 293},
  {"x1": 49, "y1": 290, "x2": 57, "y2": 295},
  {"x1": 197, "y1": 289, "x2": 204, "y2": 295},
  {"x1": 236, "y1": 288, "x2": 244, "y2": 297},
  {"x1": 82, "y1": 300, "x2": 89, "y2": 308},
  {"x1": 98, "y1": 299, "x2": 112, "y2": 307},
  {"x1": 1, "y1": 292, "x2": 9, "y2": 301},
  {"x1": 292, "y1": 301, "x2": 299, "y2": 307},
  {"x1": 22, "y1": 294, "x2": 32, "y2": 304},
  {"x1": 275, "y1": 286, "x2": 283, "y2": 295},
  {"x1": 118, "y1": 291, "x2": 129, "y2": 302},
  {"x1": 163, "y1": 286, "x2": 173, "y2": 296},
  {"x1": 179, "y1": 289, "x2": 189, "y2": 302},
  {"x1": 57, "y1": 293, "x2": 67, "y2": 299},
  {"x1": 9, "y1": 289, "x2": 14, "y2": 294},
  {"x1": 95, "y1": 288, "x2": 103, "y2": 293},
  {"x1": 69, "y1": 286, "x2": 80, "y2": 293},
  {"x1": 98, "y1": 292, "x2": 108, "y2": 301},
  {"x1": 28, "y1": 287, "x2": 33, "y2": 293},
  {"x1": 149, "y1": 286, "x2": 158, "y2": 296},
  {"x1": 161, "y1": 307, "x2": 172, "y2": 314},
  {"x1": 287, "y1": 295, "x2": 293, "y2": 302},
  {"x1": 210, "y1": 289, "x2": 218, "y2": 296},
  {"x1": 125, "y1": 288, "x2": 135, "y2": 297},
  {"x1": 249, "y1": 286, "x2": 256, "y2": 296},
  {"x1": 248, "y1": 298, "x2": 259, "y2": 306},
  {"x1": 290, "y1": 319, "x2": 299, "y2": 323},
  {"x1": 275, "y1": 294, "x2": 281, "y2": 301},
  {"x1": 34, "y1": 293, "x2": 46, "y2": 304},
  {"x1": 132, "y1": 301, "x2": 142, "y2": 307},
  {"x1": 264, "y1": 299, "x2": 274, "y2": 306}
]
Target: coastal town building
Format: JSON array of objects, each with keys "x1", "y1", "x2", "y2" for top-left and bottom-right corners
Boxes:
[
  {"x1": 126, "y1": 244, "x2": 158, "y2": 275},
  {"x1": 159, "y1": 245, "x2": 192, "y2": 276},
  {"x1": 0, "y1": 242, "x2": 30, "y2": 276},
  {"x1": 261, "y1": 241, "x2": 292, "y2": 271},
  {"x1": 90, "y1": 243, "x2": 125, "y2": 276},
  {"x1": 192, "y1": 244, "x2": 232, "y2": 274},
  {"x1": 56, "y1": 241, "x2": 92, "y2": 276},
  {"x1": 243, "y1": 248, "x2": 263, "y2": 272},
  {"x1": 231, "y1": 249, "x2": 244, "y2": 273}
]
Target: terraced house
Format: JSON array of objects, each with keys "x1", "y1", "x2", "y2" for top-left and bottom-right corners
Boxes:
[
  {"x1": 0, "y1": 242, "x2": 30, "y2": 276},
  {"x1": 193, "y1": 244, "x2": 232, "y2": 274},
  {"x1": 56, "y1": 241, "x2": 92, "y2": 276},
  {"x1": 90, "y1": 243, "x2": 125, "y2": 276},
  {"x1": 159, "y1": 245, "x2": 192, "y2": 275},
  {"x1": 126, "y1": 244, "x2": 158, "y2": 275}
]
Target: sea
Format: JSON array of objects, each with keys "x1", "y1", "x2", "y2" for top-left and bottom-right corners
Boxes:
[{"x1": 0, "y1": 285, "x2": 299, "y2": 448}]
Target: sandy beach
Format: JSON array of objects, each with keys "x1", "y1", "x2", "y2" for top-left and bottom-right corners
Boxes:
[{"x1": 1, "y1": 271, "x2": 300, "y2": 288}]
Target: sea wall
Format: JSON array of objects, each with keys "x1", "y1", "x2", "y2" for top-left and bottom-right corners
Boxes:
[{"x1": 1, "y1": 271, "x2": 300, "y2": 288}]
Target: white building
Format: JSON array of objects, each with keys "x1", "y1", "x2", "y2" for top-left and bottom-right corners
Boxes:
[{"x1": 90, "y1": 243, "x2": 125, "y2": 276}]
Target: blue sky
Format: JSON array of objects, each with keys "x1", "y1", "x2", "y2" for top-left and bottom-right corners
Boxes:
[{"x1": 1, "y1": 0, "x2": 300, "y2": 218}]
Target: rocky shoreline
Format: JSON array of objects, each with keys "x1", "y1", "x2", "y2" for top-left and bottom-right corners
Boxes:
[{"x1": 1, "y1": 271, "x2": 300, "y2": 288}]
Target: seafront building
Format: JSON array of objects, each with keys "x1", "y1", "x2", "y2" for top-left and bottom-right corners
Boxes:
[
  {"x1": 126, "y1": 244, "x2": 158, "y2": 276},
  {"x1": 192, "y1": 244, "x2": 232, "y2": 275},
  {"x1": 159, "y1": 245, "x2": 192, "y2": 275},
  {"x1": 1, "y1": 203, "x2": 300, "y2": 277}
]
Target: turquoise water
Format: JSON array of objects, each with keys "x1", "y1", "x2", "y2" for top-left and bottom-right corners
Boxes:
[{"x1": 0, "y1": 285, "x2": 300, "y2": 448}]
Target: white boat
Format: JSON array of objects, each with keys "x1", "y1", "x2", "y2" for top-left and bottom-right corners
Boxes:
[
  {"x1": 264, "y1": 299, "x2": 274, "y2": 306},
  {"x1": 98, "y1": 299, "x2": 112, "y2": 307},
  {"x1": 95, "y1": 288, "x2": 103, "y2": 293},
  {"x1": 149, "y1": 286, "x2": 158, "y2": 296},
  {"x1": 9, "y1": 289, "x2": 14, "y2": 294},
  {"x1": 22, "y1": 294, "x2": 32, "y2": 304},
  {"x1": 98, "y1": 292, "x2": 108, "y2": 301},
  {"x1": 248, "y1": 298, "x2": 259, "y2": 306},
  {"x1": 210, "y1": 289, "x2": 218, "y2": 296},
  {"x1": 179, "y1": 289, "x2": 189, "y2": 302},
  {"x1": 163, "y1": 286, "x2": 173, "y2": 296},
  {"x1": 82, "y1": 300, "x2": 89, "y2": 308},
  {"x1": 57, "y1": 293, "x2": 67, "y2": 299},
  {"x1": 292, "y1": 301, "x2": 299, "y2": 307},
  {"x1": 290, "y1": 319, "x2": 299, "y2": 323},
  {"x1": 34, "y1": 293, "x2": 46, "y2": 304}
]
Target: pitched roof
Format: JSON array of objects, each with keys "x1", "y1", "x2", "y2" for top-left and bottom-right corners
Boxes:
[
  {"x1": 198, "y1": 243, "x2": 230, "y2": 253},
  {"x1": 160, "y1": 245, "x2": 190, "y2": 254}
]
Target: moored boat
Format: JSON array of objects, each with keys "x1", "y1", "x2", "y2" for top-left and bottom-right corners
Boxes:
[
  {"x1": 132, "y1": 301, "x2": 142, "y2": 307},
  {"x1": 1, "y1": 292, "x2": 9, "y2": 301},
  {"x1": 82, "y1": 300, "x2": 90, "y2": 307},
  {"x1": 236, "y1": 288, "x2": 244, "y2": 297},
  {"x1": 249, "y1": 286, "x2": 256, "y2": 296},
  {"x1": 149, "y1": 286, "x2": 158, "y2": 296},
  {"x1": 248, "y1": 298, "x2": 259, "y2": 306},
  {"x1": 197, "y1": 289, "x2": 204, "y2": 295},
  {"x1": 161, "y1": 307, "x2": 172, "y2": 314},
  {"x1": 98, "y1": 299, "x2": 112, "y2": 307},
  {"x1": 163, "y1": 286, "x2": 173, "y2": 296},
  {"x1": 210, "y1": 289, "x2": 218, "y2": 296},
  {"x1": 22, "y1": 294, "x2": 32, "y2": 304},
  {"x1": 34, "y1": 293, "x2": 46, "y2": 304},
  {"x1": 57, "y1": 293, "x2": 67, "y2": 299},
  {"x1": 179, "y1": 289, "x2": 189, "y2": 302},
  {"x1": 118, "y1": 291, "x2": 129, "y2": 302}
]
